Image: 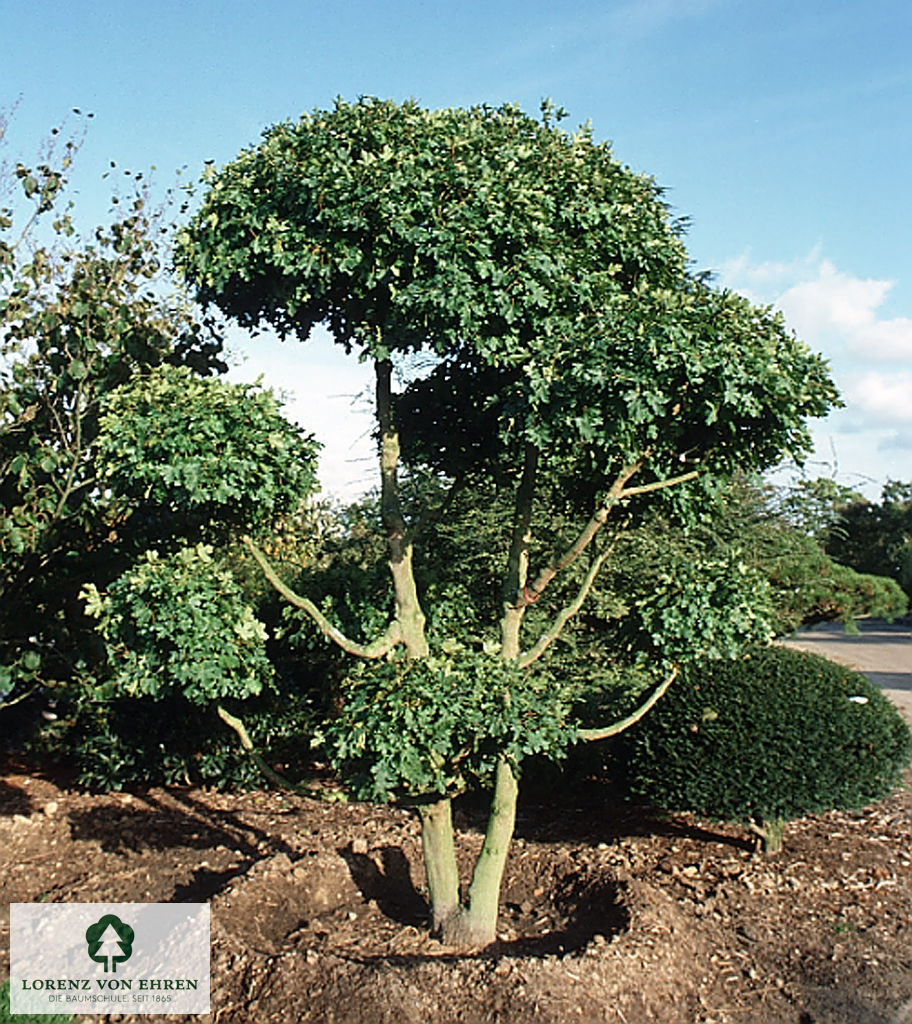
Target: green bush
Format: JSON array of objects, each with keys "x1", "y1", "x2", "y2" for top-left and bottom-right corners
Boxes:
[
  {"x1": 82, "y1": 544, "x2": 274, "y2": 706},
  {"x1": 1, "y1": 977, "x2": 76, "y2": 1023},
  {"x1": 8, "y1": 679, "x2": 320, "y2": 792},
  {"x1": 326, "y1": 651, "x2": 579, "y2": 802},
  {"x1": 616, "y1": 645, "x2": 912, "y2": 851}
]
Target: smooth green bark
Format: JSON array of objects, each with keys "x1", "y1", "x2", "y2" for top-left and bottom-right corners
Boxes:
[
  {"x1": 418, "y1": 799, "x2": 461, "y2": 932},
  {"x1": 377, "y1": 358, "x2": 428, "y2": 659},
  {"x1": 438, "y1": 759, "x2": 519, "y2": 948}
]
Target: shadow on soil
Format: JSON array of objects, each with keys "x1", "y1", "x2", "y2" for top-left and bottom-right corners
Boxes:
[
  {"x1": 0, "y1": 779, "x2": 33, "y2": 816},
  {"x1": 66, "y1": 788, "x2": 301, "y2": 902},
  {"x1": 494, "y1": 871, "x2": 630, "y2": 958},
  {"x1": 505, "y1": 773, "x2": 756, "y2": 853},
  {"x1": 340, "y1": 843, "x2": 427, "y2": 927},
  {"x1": 513, "y1": 800, "x2": 754, "y2": 852},
  {"x1": 339, "y1": 839, "x2": 630, "y2": 962}
]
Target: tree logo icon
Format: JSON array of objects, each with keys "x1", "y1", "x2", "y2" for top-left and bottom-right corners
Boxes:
[{"x1": 85, "y1": 914, "x2": 134, "y2": 973}]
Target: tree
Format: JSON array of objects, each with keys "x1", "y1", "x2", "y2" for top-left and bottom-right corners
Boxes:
[
  {"x1": 824, "y1": 480, "x2": 912, "y2": 600},
  {"x1": 0, "y1": 118, "x2": 319, "y2": 786},
  {"x1": 772, "y1": 475, "x2": 866, "y2": 545},
  {"x1": 80, "y1": 365, "x2": 321, "y2": 739},
  {"x1": 0, "y1": 118, "x2": 222, "y2": 713},
  {"x1": 175, "y1": 97, "x2": 838, "y2": 947},
  {"x1": 686, "y1": 476, "x2": 908, "y2": 633}
]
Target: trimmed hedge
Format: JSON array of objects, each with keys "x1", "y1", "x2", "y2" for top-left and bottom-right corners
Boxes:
[{"x1": 616, "y1": 645, "x2": 912, "y2": 851}]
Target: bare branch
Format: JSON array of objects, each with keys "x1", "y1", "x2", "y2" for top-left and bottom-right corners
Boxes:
[
  {"x1": 0, "y1": 683, "x2": 38, "y2": 711},
  {"x1": 577, "y1": 663, "x2": 679, "y2": 742},
  {"x1": 217, "y1": 705, "x2": 345, "y2": 801},
  {"x1": 243, "y1": 536, "x2": 402, "y2": 659},
  {"x1": 518, "y1": 460, "x2": 702, "y2": 613},
  {"x1": 518, "y1": 457, "x2": 643, "y2": 609},
  {"x1": 518, "y1": 522, "x2": 627, "y2": 669},
  {"x1": 51, "y1": 369, "x2": 91, "y2": 522},
  {"x1": 619, "y1": 469, "x2": 699, "y2": 498}
]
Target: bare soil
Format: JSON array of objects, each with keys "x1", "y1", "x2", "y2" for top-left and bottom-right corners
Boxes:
[{"x1": 2, "y1": 759, "x2": 912, "y2": 1024}]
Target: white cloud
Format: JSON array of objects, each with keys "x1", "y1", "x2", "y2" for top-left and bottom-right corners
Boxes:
[
  {"x1": 721, "y1": 251, "x2": 912, "y2": 361},
  {"x1": 720, "y1": 249, "x2": 912, "y2": 491},
  {"x1": 852, "y1": 316, "x2": 912, "y2": 361},
  {"x1": 719, "y1": 247, "x2": 823, "y2": 301},
  {"x1": 777, "y1": 263, "x2": 912, "y2": 360},
  {"x1": 777, "y1": 263, "x2": 890, "y2": 338},
  {"x1": 845, "y1": 371, "x2": 912, "y2": 425}
]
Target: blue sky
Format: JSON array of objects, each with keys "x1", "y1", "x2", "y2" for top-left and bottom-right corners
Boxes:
[{"x1": 4, "y1": 0, "x2": 911, "y2": 499}]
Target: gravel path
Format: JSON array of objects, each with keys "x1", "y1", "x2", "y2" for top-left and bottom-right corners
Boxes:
[{"x1": 784, "y1": 619, "x2": 912, "y2": 724}]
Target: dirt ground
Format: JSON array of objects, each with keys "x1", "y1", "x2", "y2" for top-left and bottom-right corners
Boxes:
[
  {"x1": 2, "y1": 621, "x2": 911, "y2": 1024},
  {"x1": 1, "y1": 758, "x2": 911, "y2": 1024}
]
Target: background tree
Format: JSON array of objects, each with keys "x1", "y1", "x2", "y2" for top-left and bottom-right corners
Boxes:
[
  {"x1": 0, "y1": 120, "x2": 220, "y2": 714},
  {"x1": 694, "y1": 476, "x2": 908, "y2": 633},
  {"x1": 176, "y1": 97, "x2": 838, "y2": 947},
  {"x1": 0, "y1": 120, "x2": 320, "y2": 790},
  {"x1": 772, "y1": 475, "x2": 866, "y2": 545},
  {"x1": 824, "y1": 481, "x2": 912, "y2": 601},
  {"x1": 79, "y1": 364, "x2": 321, "y2": 774}
]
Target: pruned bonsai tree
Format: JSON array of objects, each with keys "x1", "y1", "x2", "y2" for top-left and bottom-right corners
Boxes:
[{"x1": 175, "y1": 97, "x2": 838, "y2": 948}]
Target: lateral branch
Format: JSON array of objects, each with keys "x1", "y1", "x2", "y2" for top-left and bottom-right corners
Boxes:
[
  {"x1": 518, "y1": 461, "x2": 699, "y2": 610},
  {"x1": 577, "y1": 663, "x2": 680, "y2": 741},
  {"x1": 243, "y1": 536, "x2": 402, "y2": 659},
  {"x1": 518, "y1": 523, "x2": 626, "y2": 669}
]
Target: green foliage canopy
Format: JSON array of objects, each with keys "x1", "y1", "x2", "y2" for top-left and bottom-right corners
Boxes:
[
  {"x1": 825, "y1": 480, "x2": 912, "y2": 599},
  {"x1": 94, "y1": 363, "x2": 320, "y2": 540},
  {"x1": 83, "y1": 544, "x2": 273, "y2": 705},
  {"x1": 176, "y1": 99, "x2": 686, "y2": 357},
  {"x1": 683, "y1": 477, "x2": 908, "y2": 634},
  {"x1": 327, "y1": 651, "x2": 578, "y2": 802},
  {"x1": 177, "y1": 98, "x2": 837, "y2": 498}
]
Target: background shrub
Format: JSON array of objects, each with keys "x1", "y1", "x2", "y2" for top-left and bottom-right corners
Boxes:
[
  {"x1": 6, "y1": 680, "x2": 319, "y2": 791},
  {"x1": 1, "y1": 976, "x2": 76, "y2": 1023},
  {"x1": 614, "y1": 645, "x2": 912, "y2": 851}
]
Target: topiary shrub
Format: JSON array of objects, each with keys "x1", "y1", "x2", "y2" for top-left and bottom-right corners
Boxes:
[{"x1": 615, "y1": 645, "x2": 912, "y2": 852}]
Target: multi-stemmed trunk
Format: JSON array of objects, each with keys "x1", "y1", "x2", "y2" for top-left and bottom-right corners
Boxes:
[
  {"x1": 419, "y1": 760, "x2": 519, "y2": 948},
  {"x1": 253, "y1": 360, "x2": 678, "y2": 950},
  {"x1": 378, "y1": 357, "x2": 524, "y2": 946}
]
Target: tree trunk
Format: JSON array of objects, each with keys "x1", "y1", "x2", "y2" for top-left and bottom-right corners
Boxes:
[
  {"x1": 418, "y1": 798, "x2": 461, "y2": 933},
  {"x1": 374, "y1": 358, "x2": 518, "y2": 948},
  {"x1": 438, "y1": 759, "x2": 519, "y2": 948},
  {"x1": 754, "y1": 817, "x2": 786, "y2": 855},
  {"x1": 500, "y1": 444, "x2": 538, "y2": 660},
  {"x1": 376, "y1": 358, "x2": 428, "y2": 658},
  {"x1": 388, "y1": 543, "x2": 428, "y2": 658}
]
